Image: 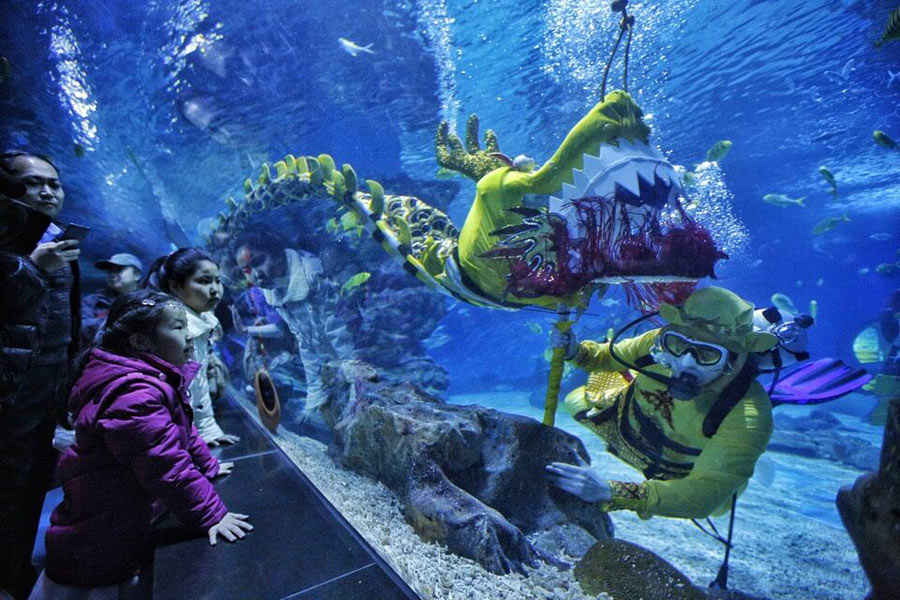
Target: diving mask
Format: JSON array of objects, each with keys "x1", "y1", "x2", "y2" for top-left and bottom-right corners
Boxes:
[{"x1": 660, "y1": 331, "x2": 728, "y2": 367}]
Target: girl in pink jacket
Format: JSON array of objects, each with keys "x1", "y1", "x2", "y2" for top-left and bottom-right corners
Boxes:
[{"x1": 30, "y1": 290, "x2": 251, "y2": 599}]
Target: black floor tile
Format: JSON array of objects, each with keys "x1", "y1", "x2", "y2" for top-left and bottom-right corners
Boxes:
[
  {"x1": 284, "y1": 564, "x2": 419, "y2": 600},
  {"x1": 153, "y1": 452, "x2": 378, "y2": 600}
]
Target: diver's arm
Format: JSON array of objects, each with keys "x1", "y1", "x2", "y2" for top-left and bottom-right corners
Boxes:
[
  {"x1": 571, "y1": 329, "x2": 660, "y2": 372},
  {"x1": 606, "y1": 384, "x2": 773, "y2": 519}
]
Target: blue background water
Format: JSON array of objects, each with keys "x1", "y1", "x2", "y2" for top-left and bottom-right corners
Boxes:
[{"x1": 2, "y1": 0, "x2": 899, "y2": 387}]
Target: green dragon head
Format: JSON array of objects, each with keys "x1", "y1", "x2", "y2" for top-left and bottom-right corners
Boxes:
[{"x1": 458, "y1": 90, "x2": 722, "y2": 307}]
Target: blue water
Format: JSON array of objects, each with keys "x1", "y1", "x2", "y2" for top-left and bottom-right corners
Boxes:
[
  {"x1": 1, "y1": 1, "x2": 897, "y2": 594},
  {"x1": 4, "y1": 0, "x2": 897, "y2": 381}
]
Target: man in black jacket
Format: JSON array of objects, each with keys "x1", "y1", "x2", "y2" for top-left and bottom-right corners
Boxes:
[{"x1": 0, "y1": 151, "x2": 81, "y2": 600}]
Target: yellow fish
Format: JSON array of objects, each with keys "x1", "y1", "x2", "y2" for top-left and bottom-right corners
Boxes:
[
  {"x1": 818, "y1": 166, "x2": 837, "y2": 197},
  {"x1": 874, "y1": 130, "x2": 898, "y2": 150},
  {"x1": 874, "y1": 6, "x2": 900, "y2": 48},
  {"x1": 705, "y1": 140, "x2": 732, "y2": 163},
  {"x1": 812, "y1": 214, "x2": 850, "y2": 235}
]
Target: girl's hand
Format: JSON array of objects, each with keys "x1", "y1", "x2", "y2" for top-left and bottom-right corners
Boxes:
[
  {"x1": 216, "y1": 462, "x2": 234, "y2": 477},
  {"x1": 208, "y1": 512, "x2": 253, "y2": 545},
  {"x1": 545, "y1": 461, "x2": 612, "y2": 503},
  {"x1": 207, "y1": 433, "x2": 241, "y2": 447}
]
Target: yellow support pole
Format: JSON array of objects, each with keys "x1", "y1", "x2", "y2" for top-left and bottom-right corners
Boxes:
[{"x1": 543, "y1": 305, "x2": 573, "y2": 426}]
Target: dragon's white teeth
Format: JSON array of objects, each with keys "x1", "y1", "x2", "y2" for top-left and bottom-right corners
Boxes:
[
  {"x1": 561, "y1": 182, "x2": 579, "y2": 202},
  {"x1": 582, "y1": 153, "x2": 605, "y2": 178},
  {"x1": 548, "y1": 195, "x2": 565, "y2": 213},
  {"x1": 571, "y1": 168, "x2": 591, "y2": 191},
  {"x1": 617, "y1": 166, "x2": 643, "y2": 198}
]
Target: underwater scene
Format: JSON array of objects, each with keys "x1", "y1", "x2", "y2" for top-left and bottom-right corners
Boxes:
[{"x1": 2, "y1": 0, "x2": 900, "y2": 599}]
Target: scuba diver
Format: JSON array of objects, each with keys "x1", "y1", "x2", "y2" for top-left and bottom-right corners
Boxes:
[
  {"x1": 546, "y1": 285, "x2": 871, "y2": 588},
  {"x1": 545, "y1": 286, "x2": 781, "y2": 520}
]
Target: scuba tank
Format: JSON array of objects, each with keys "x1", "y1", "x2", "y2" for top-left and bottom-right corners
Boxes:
[{"x1": 751, "y1": 307, "x2": 813, "y2": 372}]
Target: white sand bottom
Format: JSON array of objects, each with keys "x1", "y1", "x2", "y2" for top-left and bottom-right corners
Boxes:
[{"x1": 235, "y1": 389, "x2": 875, "y2": 600}]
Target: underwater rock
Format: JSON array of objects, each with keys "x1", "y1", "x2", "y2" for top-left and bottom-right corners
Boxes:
[
  {"x1": 768, "y1": 410, "x2": 880, "y2": 470},
  {"x1": 321, "y1": 360, "x2": 613, "y2": 575},
  {"x1": 574, "y1": 539, "x2": 772, "y2": 600},
  {"x1": 575, "y1": 539, "x2": 704, "y2": 600},
  {"x1": 837, "y1": 397, "x2": 900, "y2": 600}
]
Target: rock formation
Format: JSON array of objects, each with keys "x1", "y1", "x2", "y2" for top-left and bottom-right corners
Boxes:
[
  {"x1": 320, "y1": 360, "x2": 614, "y2": 574},
  {"x1": 836, "y1": 397, "x2": 900, "y2": 600}
]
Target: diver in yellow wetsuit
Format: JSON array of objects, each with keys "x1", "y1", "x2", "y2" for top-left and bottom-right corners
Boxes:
[{"x1": 546, "y1": 286, "x2": 778, "y2": 520}]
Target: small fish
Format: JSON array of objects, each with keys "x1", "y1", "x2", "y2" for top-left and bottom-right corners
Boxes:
[
  {"x1": 750, "y1": 259, "x2": 763, "y2": 268},
  {"x1": 762, "y1": 193, "x2": 805, "y2": 208},
  {"x1": 853, "y1": 326, "x2": 884, "y2": 363},
  {"x1": 812, "y1": 214, "x2": 850, "y2": 235},
  {"x1": 808, "y1": 299, "x2": 818, "y2": 320},
  {"x1": 811, "y1": 129, "x2": 847, "y2": 142},
  {"x1": 858, "y1": 267, "x2": 870, "y2": 275},
  {"x1": 340, "y1": 271, "x2": 371, "y2": 295},
  {"x1": 874, "y1": 6, "x2": 900, "y2": 48},
  {"x1": 525, "y1": 321, "x2": 543, "y2": 335},
  {"x1": 338, "y1": 37, "x2": 375, "y2": 56},
  {"x1": 818, "y1": 166, "x2": 837, "y2": 197},
  {"x1": 423, "y1": 332, "x2": 451, "y2": 349},
  {"x1": 771, "y1": 292, "x2": 798, "y2": 315},
  {"x1": 890, "y1": 70, "x2": 900, "y2": 87},
  {"x1": 73, "y1": 143, "x2": 86, "y2": 158},
  {"x1": 824, "y1": 58, "x2": 855, "y2": 82},
  {"x1": 705, "y1": 140, "x2": 732, "y2": 163},
  {"x1": 870, "y1": 233, "x2": 893, "y2": 241},
  {"x1": 681, "y1": 171, "x2": 698, "y2": 187},
  {"x1": 0, "y1": 56, "x2": 10, "y2": 84},
  {"x1": 873, "y1": 130, "x2": 898, "y2": 150},
  {"x1": 512, "y1": 154, "x2": 536, "y2": 172},
  {"x1": 816, "y1": 277, "x2": 824, "y2": 286},
  {"x1": 600, "y1": 298, "x2": 620, "y2": 307},
  {"x1": 876, "y1": 262, "x2": 899, "y2": 276}
]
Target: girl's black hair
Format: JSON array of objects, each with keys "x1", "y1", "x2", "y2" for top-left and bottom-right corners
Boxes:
[
  {"x1": 65, "y1": 290, "x2": 183, "y2": 410},
  {"x1": 142, "y1": 247, "x2": 217, "y2": 293},
  {"x1": 99, "y1": 289, "x2": 180, "y2": 356}
]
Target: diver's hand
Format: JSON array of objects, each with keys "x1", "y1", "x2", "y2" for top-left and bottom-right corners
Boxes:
[
  {"x1": 208, "y1": 433, "x2": 241, "y2": 447},
  {"x1": 215, "y1": 462, "x2": 234, "y2": 477},
  {"x1": 208, "y1": 512, "x2": 253, "y2": 545},
  {"x1": 549, "y1": 329, "x2": 578, "y2": 360},
  {"x1": 545, "y1": 462, "x2": 612, "y2": 503},
  {"x1": 30, "y1": 240, "x2": 80, "y2": 272}
]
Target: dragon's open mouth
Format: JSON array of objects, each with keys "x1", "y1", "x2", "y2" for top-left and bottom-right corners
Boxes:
[
  {"x1": 549, "y1": 138, "x2": 683, "y2": 260},
  {"x1": 497, "y1": 134, "x2": 724, "y2": 303}
]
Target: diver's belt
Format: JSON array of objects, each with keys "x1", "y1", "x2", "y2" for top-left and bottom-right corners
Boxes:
[{"x1": 575, "y1": 384, "x2": 700, "y2": 480}]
